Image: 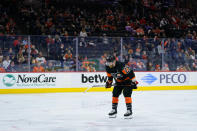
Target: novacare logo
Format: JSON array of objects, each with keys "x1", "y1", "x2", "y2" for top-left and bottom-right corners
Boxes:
[
  {"x1": 3, "y1": 74, "x2": 16, "y2": 87},
  {"x1": 16, "y1": 74, "x2": 56, "y2": 83},
  {"x1": 2, "y1": 74, "x2": 56, "y2": 87},
  {"x1": 81, "y1": 74, "x2": 107, "y2": 83}
]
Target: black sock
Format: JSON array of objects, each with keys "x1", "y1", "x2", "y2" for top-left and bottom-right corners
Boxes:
[
  {"x1": 112, "y1": 103, "x2": 118, "y2": 110},
  {"x1": 126, "y1": 103, "x2": 132, "y2": 111}
]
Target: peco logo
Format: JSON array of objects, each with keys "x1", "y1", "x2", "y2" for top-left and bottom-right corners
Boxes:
[
  {"x1": 3, "y1": 74, "x2": 16, "y2": 87},
  {"x1": 160, "y1": 73, "x2": 187, "y2": 83},
  {"x1": 141, "y1": 73, "x2": 188, "y2": 85},
  {"x1": 141, "y1": 74, "x2": 157, "y2": 85}
]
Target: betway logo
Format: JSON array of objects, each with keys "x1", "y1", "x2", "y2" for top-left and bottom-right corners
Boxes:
[{"x1": 81, "y1": 74, "x2": 107, "y2": 83}]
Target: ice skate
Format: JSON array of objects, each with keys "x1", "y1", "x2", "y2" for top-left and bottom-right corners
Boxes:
[
  {"x1": 124, "y1": 110, "x2": 132, "y2": 119},
  {"x1": 108, "y1": 109, "x2": 117, "y2": 118}
]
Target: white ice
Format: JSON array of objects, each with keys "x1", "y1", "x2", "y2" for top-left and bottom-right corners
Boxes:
[{"x1": 0, "y1": 90, "x2": 197, "y2": 131}]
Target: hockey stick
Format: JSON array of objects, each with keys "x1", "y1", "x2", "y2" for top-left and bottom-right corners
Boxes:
[
  {"x1": 83, "y1": 86, "x2": 93, "y2": 93},
  {"x1": 92, "y1": 84, "x2": 133, "y2": 87},
  {"x1": 83, "y1": 84, "x2": 114, "y2": 93},
  {"x1": 92, "y1": 84, "x2": 115, "y2": 87},
  {"x1": 84, "y1": 84, "x2": 134, "y2": 93},
  {"x1": 83, "y1": 84, "x2": 109, "y2": 93}
]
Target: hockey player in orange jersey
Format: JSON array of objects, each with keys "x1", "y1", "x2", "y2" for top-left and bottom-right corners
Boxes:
[{"x1": 105, "y1": 55, "x2": 138, "y2": 118}]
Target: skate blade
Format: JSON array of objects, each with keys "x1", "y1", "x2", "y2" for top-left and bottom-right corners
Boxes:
[
  {"x1": 124, "y1": 115, "x2": 132, "y2": 119},
  {"x1": 109, "y1": 114, "x2": 117, "y2": 118}
]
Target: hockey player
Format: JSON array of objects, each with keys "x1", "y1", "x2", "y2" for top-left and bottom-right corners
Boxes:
[{"x1": 105, "y1": 55, "x2": 138, "y2": 118}]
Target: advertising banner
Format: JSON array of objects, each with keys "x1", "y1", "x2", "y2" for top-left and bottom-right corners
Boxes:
[
  {"x1": 0, "y1": 73, "x2": 70, "y2": 89},
  {"x1": 0, "y1": 72, "x2": 196, "y2": 93},
  {"x1": 78, "y1": 72, "x2": 196, "y2": 87}
]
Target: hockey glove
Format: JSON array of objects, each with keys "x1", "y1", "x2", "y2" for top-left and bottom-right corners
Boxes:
[
  {"x1": 116, "y1": 73, "x2": 123, "y2": 79},
  {"x1": 105, "y1": 81, "x2": 112, "y2": 88},
  {"x1": 131, "y1": 81, "x2": 138, "y2": 89}
]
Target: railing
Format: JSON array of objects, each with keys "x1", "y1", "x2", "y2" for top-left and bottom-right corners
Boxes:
[{"x1": 0, "y1": 35, "x2": 197, "y2": 72}]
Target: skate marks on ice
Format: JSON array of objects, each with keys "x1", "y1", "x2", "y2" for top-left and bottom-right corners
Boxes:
[{"x1": 0, "y1": 91, "x2": 197, "y2": 131}]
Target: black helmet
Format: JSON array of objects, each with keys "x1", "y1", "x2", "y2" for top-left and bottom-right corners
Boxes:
[{"x1": 106, "y1": 55, "x2": 115, "y2": 62}]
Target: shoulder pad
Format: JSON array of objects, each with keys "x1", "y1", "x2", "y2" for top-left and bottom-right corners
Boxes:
[{"x1": 122, "y1": 65, "x2": 131, "y2": 74}]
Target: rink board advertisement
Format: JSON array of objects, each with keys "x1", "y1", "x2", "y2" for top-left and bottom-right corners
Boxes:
[{"x1": 0, "y1": 72, "x2": 197, "y2": 94}]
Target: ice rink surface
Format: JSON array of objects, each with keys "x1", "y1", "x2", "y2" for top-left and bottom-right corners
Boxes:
[{"x1": 0, "y1": 90, "x2": 197, "y2": 131}]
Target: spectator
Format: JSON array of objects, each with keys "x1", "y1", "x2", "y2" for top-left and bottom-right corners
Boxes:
[
  {"x1": 54, "y1": 35, "x2": 62, "y2": 45},
  {"x1": 136, "y1": 60, "x2": 146, "y2": 71},
  {"x1": 31, "y1": 45, "x2": 39, "y2": 58},
  {"x1": 3, "y1": 56, "x2": 11, "y2": 70},
  {"x1": 152, "y1": 27, "x2": 164, "y2": 37},
  {"x1": 7, "y1": 61, "x2": 17, "y2": 72},
  {"x1": 86, "y1": 64, "x2": 96, "y2": 72},
  {"x1": 185, "y1": 63, "x2": 191, "y2": 71},
  {"x1": 135, "y1": 47, "x2": 141, "y2": 59},
  {"x1": 136, "y1": 26, "x2": 144, "y2": 37},
  {"x1": 157, "y1": 41, "x2": 165, "y2": 55},
  {"x1": 58, "y1": 43, "x2": 65, "y2": 67},
  {"x1": 65, "y1": 45, "x2": 73, "y2": 54},
  {"x1": 31, "y1": 57, "x2": 37, "y2": 64},
  {"x1": 36, "y1": 52, "x2": 46, "y2": 64},
  {"x1": 63, "y1": 50, "x2": 72, "y2": 61},
  {"x1": 81, "y1": 56, "x2": 95, "y2": 71},
  {"x1": 0, "y1": 48, "x2": 3, "y2": 63},
  {"x1": 99, "y1": 53, "x2": 107, "y2": 70},
  {"x1": 125, "y1": 22, "x2": 133, "y2": 32},
  {"x1": 46, "y1": 35, "x2": 55, "y2": 46},
  {"x1": 147, "y1": 62, "x2": 154, "y2": 71},
  {"x1": 6, "y1": 48, "x2": 15, "y2": 61},
  {"x1": 80, "y1": 28, "x2": 88, "y2": 37},
  {"x1": 79, "y1": 28, "x2": 87, "y2": 47},
  {"x1": 191, "y1": 62, "x2": 197, "y2": 71},
  {"x1": 64, "y1": 57, "x2": 76, "y2": 71},
  {"x1": 128, "y1": 48, "x2": 134, "y2": 59},
  {"x1": 0, "y1": 63, "x2": 6, "y2": 72},
  {"x1": 13, "y1": 37, "x2": 21, "y2": 49},
  {"x1": 141, "y1": 51, "x2": 148, "y2": 60},
  {"x1": 103, "y1": 33, "x2": 109, "y2": 44},
  {"x1": 155, "y1": 64, "x2": 161, "y2": 71},
  {"x1": 22, "y1": 37, "x2": 28, "y2": 46},
  {"x1": 192, "y1": 31, "x2": 197, "y2": 40},
  {"x1": 176, "y1": 65, "x2": 186, "y2": 71},
  {"x1": 123, "y1": 55, "x2": 129, "y2": 64},
  {"x1": 17, "y1": 50, "x2": 25, "y2": 64},
  {"x1": 160, "y1": 18, "x2": 168, "y2": 29},
  {"x1": 33, "y1": 62, "x2": 45, "y2": 72},
  {"x1": 122, "y1": 45, "x2": 128, "y2": 56},
  {"x1": 190, "y1": 50, "x2": 195, "y2": 62},
  {"x1": 45, "y1": 61, "x2": 56, "y2": 72},
  {"x1": 162, "y1": 63, "x2": 169, "y2": 71}
]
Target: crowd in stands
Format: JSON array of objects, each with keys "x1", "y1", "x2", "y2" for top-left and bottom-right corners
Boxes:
[
  {"x1": 120, "y1": 36, "x2": 197, "y2": 71},
  {"x1": 0, "y1": 0, "x2": 197, "y2": 72},
  {"x1": 0, "y1": 0, "x2": 197, "y2": 38}
]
